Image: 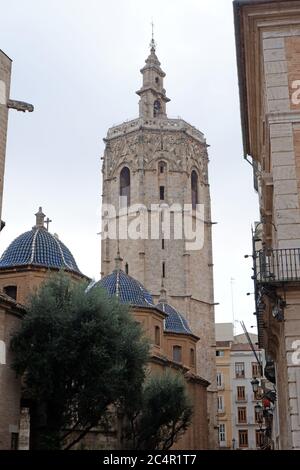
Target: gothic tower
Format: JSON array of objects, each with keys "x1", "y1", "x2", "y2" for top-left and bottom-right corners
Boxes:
[{"x1": 101, "y1": 40, "x2": 217, "y2": 448}]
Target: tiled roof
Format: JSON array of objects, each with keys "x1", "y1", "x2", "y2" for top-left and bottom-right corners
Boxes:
[
  {"x1": 0, "y1": 228, "x2": 80, "y2": 274},
  {"x1": 156, "y1": 302, "x2": 193, "y2": 335},
  {"x1": 94, "y1": 270, "x2": 154, "y2": 307}
]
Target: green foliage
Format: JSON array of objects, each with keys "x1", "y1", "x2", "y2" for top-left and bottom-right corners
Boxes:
[
  {"x1": 11, "y1": 273, "x2": 149, "y2": 449},
  {"x1": 124, "y1": 372, "x2": 193, "y2": 450}
]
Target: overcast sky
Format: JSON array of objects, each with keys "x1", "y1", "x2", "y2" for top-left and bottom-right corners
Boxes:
[{"x1": 0, "y1": 0, "x2": 259, "y2": 334}]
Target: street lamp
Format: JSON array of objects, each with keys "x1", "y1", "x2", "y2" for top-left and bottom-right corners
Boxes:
[{"x1": 251, "y1": 378, "x2": 260, "y2": 393}]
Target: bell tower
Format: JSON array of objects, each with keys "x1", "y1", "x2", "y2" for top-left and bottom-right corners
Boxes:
[
  {"x1": 136, "y1": 35, "x2": 170, "y2": 119},
  {"x1": 101, "y1": 39, "x2": 217, "y2": 448}
]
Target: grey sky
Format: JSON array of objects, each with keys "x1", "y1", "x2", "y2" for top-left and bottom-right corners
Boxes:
[{"x1": 0, "y1": 0, "x2": 259, "y2": 333}]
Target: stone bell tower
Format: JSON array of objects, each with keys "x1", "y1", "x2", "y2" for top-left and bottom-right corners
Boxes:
[{"x1": 101, "y1": 39, "x2": 217, "y2": 448}]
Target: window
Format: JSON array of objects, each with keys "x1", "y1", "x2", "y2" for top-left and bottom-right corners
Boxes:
[
  {"x1": 120, "y1": 167, "x2": 130, "y2": 207},
  {"x1": 238, "y1": 430, "x2": 248, "y2": 448},
  {"x1": 159, "y1": 161, "x2": 166, "y2": 173},
  {"x1": 238, "y1": 407, "x2": 247, "y2": 424},
  {"x1": 217, "y1": 372, "x2": 223, "y2": 387},
  {"x1": 155, "y1": 77, "x2": 159, "y2": 85},
  {"x1": 125, "y1": 262, "x2": 129, "y2": 274},
  {"x1": 219, "y1": 424, "x2": 226, "y2": 443},
  {"x1": 0, "y1": 340, "x2": 6, "y2": 365},
  {"x1": 162, "y1": 238, "x2": 165, "y2": 250},
  {"x1": 3, "y1": 285, "x2": 17, "y2": 300},
  {"x1": 252, "y1": 362, "x2": 261, "y2": 378},
  {"x1": 237, "y1": 386, "x2": 246, "y2": 401},
  {"x1": 153, "y1": 99, "x2": 161, "y2": 117},
  {"x1": 256, "y1": 429, "x2": 264, "y2": 448},
  {"x1": 159, "y1": 186, "x2": 165, "y2": 200},
  {"x1": 191, "y1": 170, "x2": 198, "y2": 209},
  {"x1": 235, "y1": 362, "x2": 245, "y2": 378},
  {"x1": 216, "y1": 350, "x2": 224, "y2": 357},
  {"x1": 11, "y1": 432, "x2": 18, "y2": 450},
  {"x1": 190, "y1": 348, "x2": 195, "y2": 367},
  {"x1": 217, "y1": 396, "x2": 224, "y2": 412},
  {"x1": 162, "y1": 262, "x2": 166, "y2": 278},
  {"x1": 154, "y1": 326, "x2": 160, "y2": 346},
  {"x1": 173, "y1": 345, "x2": 182, "y2": 363}
]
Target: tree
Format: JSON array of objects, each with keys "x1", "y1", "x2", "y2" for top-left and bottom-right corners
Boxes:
[
  {"x1": 11, "y1": 273, "x2": 149, "y2": 450},
  {"x1": 123, "y1": 372, "x2": 193, "y2": 450}
]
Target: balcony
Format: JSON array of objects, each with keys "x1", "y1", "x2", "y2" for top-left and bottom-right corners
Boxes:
[{"x1": 256, "y1": 248, "x2": 300, "y2": 284}]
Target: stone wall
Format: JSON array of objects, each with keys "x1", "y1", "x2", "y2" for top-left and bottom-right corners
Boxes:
[{"x1": 0, "y1": 50, "x2": 11, "y2": 223}]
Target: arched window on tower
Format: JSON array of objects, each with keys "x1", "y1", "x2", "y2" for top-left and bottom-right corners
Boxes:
[
  {"x1": 159, "y1": 161, "x2": 167, "y2": 174},
  {"x1": 120, "y1": 167, "x2": 131, "y2": 207},
  {"x1": 153, "y1": 100, "x2": 161, "y2": 117},
  {"x1": 191, "y1": 170, "x2": 199, "y2": 210},
  {"x1": 125, "y1": 262, "x2": 129, "y2": 274}
]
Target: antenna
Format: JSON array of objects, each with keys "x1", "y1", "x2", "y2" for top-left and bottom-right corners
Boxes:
[{"x1": 230, "y1": 277, "x2": 236, "y2": 334}]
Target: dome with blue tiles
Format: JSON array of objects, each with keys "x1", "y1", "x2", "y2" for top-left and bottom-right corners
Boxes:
[
  {"x1": 156, "y1": 301, "x2": 193, "y2": 335},
  {"x1": 93, "y1": 259, "x2": 154, "y2": 307},
  {"x1": 0, "y1": 207, "x2": 81, "y2": 274}
]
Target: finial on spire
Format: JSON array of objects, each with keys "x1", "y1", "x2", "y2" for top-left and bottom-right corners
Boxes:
[
  {"x1": 34, "y1": 207, "x2": 45, "y2": 229},
  {"x1": 150, "y1": 19, "x2": 156, "y2": 51},
  {"x1": 158, "y1": 277, "x2": 167, "y2": 303},
  {"x1": 114, "y1": 239, "x2": 123, "y2": 271}
]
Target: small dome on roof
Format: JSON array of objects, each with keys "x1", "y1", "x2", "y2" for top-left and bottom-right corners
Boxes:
[
  {"x1": 156, "y1": 301, "x2": 193, "y2": 335},
  {"x1": 0, "y1": 207, "x2": 81, "y2": 274},
  {"x1": 92, "y1": 269, "x2": 154, "y2": 308}
]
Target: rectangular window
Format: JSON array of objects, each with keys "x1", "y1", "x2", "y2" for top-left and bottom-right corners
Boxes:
[
  {"x1": 237, "y1": 386, "x2": 246, "y2": 401},
  {"x1": 219, "y1": 424, "x2": 226, "y2": 442},
  {"x1": 238, "y1": 430, "x2": 248, "y2": 448},
  {"x1": 162, "y1": 262, "x2": 166, "y2": 278},
  {"x1": 216, "y1": 350, "x2": 224, "y2": 357},
  {"x1": 235, "y1": 362, "x2": 245, "y2": 378},
  {"x1": 217, "y1": 372, "x2": 223, "y2": 387},
  {"x1": 217, "y1": 396, "x2": 224, "y2": 412},
  {"x1": 159, "y1": 186, "x2": 165, "y2": 200},
  {"x1": 238, "y1": 407, "x2": 247, "y2": 423},
  {"x1": 162, "y1": 238, "x2": 165, "y2": 250},
  {"x1": 256, "y1": 429, "x2": 264, "y2": 448},
  {"x1": 11, "y1": 432, "x2": 19, "y2": 450},
  {"x1": 252, "y1": 362, "x2": 261, "y2": 378},
  {"x1": 173, "y1": 345, "x2": 182, "y2": 363}
]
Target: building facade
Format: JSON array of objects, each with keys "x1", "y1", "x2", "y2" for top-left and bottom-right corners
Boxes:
[
  {"x1": 101, "y1": 40, "x2": 217, "y2": 448},
  {"x1": 216, "y1": 337, "x2": 233, "y2": 449},
  {"x1": 216, "y1": 323, "x2": 272, "y2": 450},
  {"x1": 231, "y1": 339, "x2": 264, "y2": 450},
  {"x1": 234, "y1": 0, "x2": 300, "y2": 449},
  {"x1": 0, "y1": 49, "x2": 12, "y2": 228}
]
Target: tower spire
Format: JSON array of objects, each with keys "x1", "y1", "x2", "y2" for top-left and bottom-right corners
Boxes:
[{"x1": 136, "y1": 30, "x2": 170, "y2": 119}]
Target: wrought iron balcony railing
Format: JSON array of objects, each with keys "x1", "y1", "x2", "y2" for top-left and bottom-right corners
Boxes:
[{"x1": 255, "y1": 248, "x2": 300, "y2": 283}]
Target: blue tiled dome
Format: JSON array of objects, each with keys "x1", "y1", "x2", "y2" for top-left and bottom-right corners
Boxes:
[
  {"x1": 0, "y1": 228, "x2": 80, "y2": 274},
  {"x1": 156, "y1": 302, "x2": 193, "y2": 335},
  {"x1": 93, "y1": 270, "x2": 154, "y2": 307}
]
